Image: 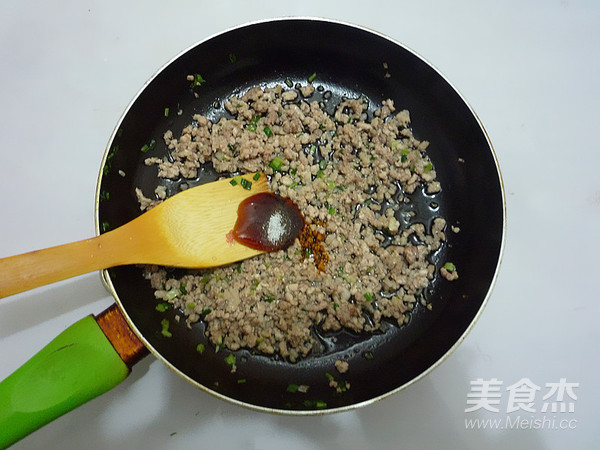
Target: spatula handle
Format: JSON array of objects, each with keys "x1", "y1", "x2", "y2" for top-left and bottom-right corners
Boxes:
[{"x1": 0, "y1": 231, "x2": 132, "y2": 298}]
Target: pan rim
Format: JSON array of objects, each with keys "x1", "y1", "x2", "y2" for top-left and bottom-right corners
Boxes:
[{"x1": 95, "y1": 16, "x2": 507, "y2": 415}]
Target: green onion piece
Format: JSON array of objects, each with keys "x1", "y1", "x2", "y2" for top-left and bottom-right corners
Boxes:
[
  {"x1": 228, "y1": 143, "x2": 237, "y2": 151},
  {"x1": 164, "y1": 288, "x2": 179, "y2": 301},
  {"x1": 196, "y1": 344, "x2": 205, "y2": 354},
  {"x1": 424, "y1": 162, "x2": 433, "y2": 173},
  {"x1": 186, "y1": 302, "x2": 195, "y2": 310},
  {"x1": 237, "y1": 378, "x2": 247, "y2": 384},
  {"x1": 327, "y1": 180, "x2": 336, "y2": 189},
  {"x1": 401, "y1": 154, "x2": 408, "y2": 163},
  {"x1": 285, "y1": 78, "x2": 293, "y2": 87},
  {"x1": 319, "y1": 159, "x2": 328, "y2": 170},
  {"x1": 308, "y1": 144, "x2": 317, "y2": 154},
  {"x1": 228, "y1": 53, "x2": 237, "y2": 63},
  {"x1": 248, "y1": 123, "x2": 257, "y2": 132},
  {"x1": 155, "y1": 303, "x2": 169, "y2": 312},
  {"x1": 443, "y1": 262, "x2": 456, "y2": 272},
  {"x1": 149, "y1": 139, "x2": 156, "y2": 150},
  {"x1": 328, "y1": 206, "x2": 336, "y2": 215},
  {"x1": 179, "y1": 283, "x2": 188, "y2": 295},
  {"x1": 289, "y1": 181, "x2": 298, "y2": 189},
  {"x1": 225, "y1": 353, "x2": 236, "y2": 366},
  {"x1": 240, "y1": 178, "x2": 252, "y2": 190},
  {"x1": 263, "y1": 126, "x2": 273, "y2": 137},
  {"x1": 201, "y1": 307, "x2": 212, "y2": 315},
  {"x1": 253, "y1": 172, "x2": 261, "y2": 180},
  {"x1": 263, "y1": 295, "x2": 276, "y2": 303},
  {"x1": 315, "y1": 401, "x2": 327, "y2": 409},
  {"x1": 325, "y1": 372, "x2": 335, "y2": 382},
  {"x1": 164, "y1": 107, "x2": 170, "y2": 117},
  {"x1": 364, "y1": 292, "x2": 374, "y2": 302},
  {"x1": 290, "y1": 168, "x2": 297, "y2": 175},
  {"x1": 160, "y1": 319, "x2": 172, "y2": 338},
  {"x1": 364, "y1": 351, "x2": 375, "y2": 360},
  {"x1": 200, "y1": 275, "x2": 211, "y2": 285},
  {"x1": 140, "y1": 144, "x2": 150, "y2": 153},
  {"x1": 229, "y1": 179, "x2": 238, "y2": 186},
  {"x1": 287, "y1": 384, "x2": 300, "y2": 393},
  {"x1": 269, "y1": 156, "x2": 284, "y2": 171},
  {"x1": 308, "y1": 72, "x2": 317, "y2": 83},
  {"x1": 316, "y1": 170, "x2": 324, "y2": 179},
  {"x1": 236, "y1": 263, "x2": 243, "y2": 273},
  {"x1": 192, "y1": 73, "x2": 206, "y2": 86}
]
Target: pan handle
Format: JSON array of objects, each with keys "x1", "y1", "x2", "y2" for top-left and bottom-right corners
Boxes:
[{"x1": 0, "y1": 304, "x2": 148, "y2": 448}]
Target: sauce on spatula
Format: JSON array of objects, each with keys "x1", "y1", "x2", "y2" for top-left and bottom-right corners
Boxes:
[{"x1": 232, "y1": 193, "x2": 304, "y2": 252}]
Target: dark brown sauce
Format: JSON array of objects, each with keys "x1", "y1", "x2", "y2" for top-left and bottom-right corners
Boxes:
[{"x1": 232, "y1": 193, "x2": 304, "y2": 252}]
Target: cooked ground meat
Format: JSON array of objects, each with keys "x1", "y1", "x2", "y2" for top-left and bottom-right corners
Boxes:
[{"x1": 139, "y1": 84, "x2": 456, "y2": 362}]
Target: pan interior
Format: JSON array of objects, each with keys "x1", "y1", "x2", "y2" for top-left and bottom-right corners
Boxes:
[{"x1": 98, "y1": 19, "x2": 504, "y2": 412}]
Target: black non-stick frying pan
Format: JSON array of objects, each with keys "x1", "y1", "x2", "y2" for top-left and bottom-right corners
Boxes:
[{"x1": 0, "y1": 17, "x2": 504, "y2": 445}]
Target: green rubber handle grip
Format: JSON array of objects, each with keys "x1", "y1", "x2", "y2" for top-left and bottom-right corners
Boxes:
[{"x1": 0, "y1": 315, "x2": 130, "y2": 449}]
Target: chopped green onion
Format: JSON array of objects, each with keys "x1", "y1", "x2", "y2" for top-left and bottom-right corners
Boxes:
[
  {"x1": 253, "y1": 172, "x2": 261, "y2": 180},
  {"x1": 287, "y1": 384, "x2": 300, "y2": 393},
  {"x1": 328, "y1": 206, "x2": 336, "y2": 215},
  {"x1": 201, "y1": 307, "x2": 212, "y2": 315},
  {"x1": 285, "y1": 78, "x2": 293, "y2": 87},
  {"x1": 225, "y1": 353, "x2": 236, "y2": 366},
  {"x1": 308, "y1": 144, "x2": 317, "y2": 154},
  {"x1": 191, "y1": 73, "x2": 206, "y2": 87},
  {"x1": 160, "y1": 319, "x2": 172, "y2": 338},
  {"x1": 196, "y1": 343, "x2": 205, "y2": 354},
  {"x1": 263, "y1": 295, "x2": 276, "y2": 303},
  {"x1": 269, "y1": 156, "x2": 284, "y2": 171},
  {"x1": 200, "y1": 275, "x2": 211, "y2": 285},
  {"x1": 229, "y1": 179, "x2": 238, "y2": 186},
  {"x1": 164, "y1": 107, "x2": 170, "y2": 117},
  {"x1": 316, "y1": 170, "x2": 324, "y2": 179},
  {"x1": 186, "y1": 302, "x2": 195, "y2": 310},
  {"x1": 164, "y1": 288, "x2": 179, "y2": 301},
  {"x1": 240, "y1": 178, "x2": 252, "y2": 190},
  {"x1": 401, "y1": 154, "x2": 408, "y2": 163},
  {"x1": 325, "y1": 372, "x2": 335, "y2": 382},
  {"x1": 140, "y1": 144, "x2": 150, "y2": 153},
  {"x1": 327, "y1": 180, "x2": 336, "y2": 189},
  {"x1": 228, "y1": 143, "x2": 237, "y2": 151},
  {"x1": 319, "y1": 159, "x2": 328, "y2": 170},
  {"x1": 248, "y1": 123, "x2": 257, "y2": 132},
  {"x1": 364, "y1": 351, "x2": 375, "y2": 360},
  {"x1": 155, "y1": 303, "x2": 170, "y2": 312},
  {"x1": 315, "y1": 401, "x2": 327, "y2": 409},
  {"x1": 180, "y1": 283, "x2": 188, "y2": 295},
  {"x1": 263, "y1": 126, "x2": 273, "y2": 137},
  {"x1": 289, "y1": 181, "x2": 298, "y2": 189},
  {"x1": 237, "y1": 378, "x2": 247, "y2": 384},
  {"x1": 443, "y1": 262, "x2": 456, "y2": 272},
  {"x1": 236, "y1": 263, "x2": 243, "y2": 273},
  {"x1": 424, "y1": 162, "x2": 433, "y2": 173},
  {"x1": 364, "y1": 292, "x2": 374, "y2": 302},
  {"x1": 228, "y1": 53, "x2": 237, "y2": 63},
  {"x1": 308, "y1": 72, "x2": 317, "y2": 83}
]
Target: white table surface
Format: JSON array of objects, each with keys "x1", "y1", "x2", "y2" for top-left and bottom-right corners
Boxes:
[{"x1": 1, "y1": 1, "x2": 598, "y2": 448}]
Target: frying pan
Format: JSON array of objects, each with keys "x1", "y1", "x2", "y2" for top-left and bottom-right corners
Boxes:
[{"x1": 0, "y1": 17, "x2": 505, "y2": 446}]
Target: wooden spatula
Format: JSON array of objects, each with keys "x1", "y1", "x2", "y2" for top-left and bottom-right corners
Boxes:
[{"x1": 0, "y1": 173, "x2": 268, "y2": 298}]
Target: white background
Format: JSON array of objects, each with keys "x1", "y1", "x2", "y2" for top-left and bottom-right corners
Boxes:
[{"x1": 0, "y1": 1, "x2": 598, "y2": 448}]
